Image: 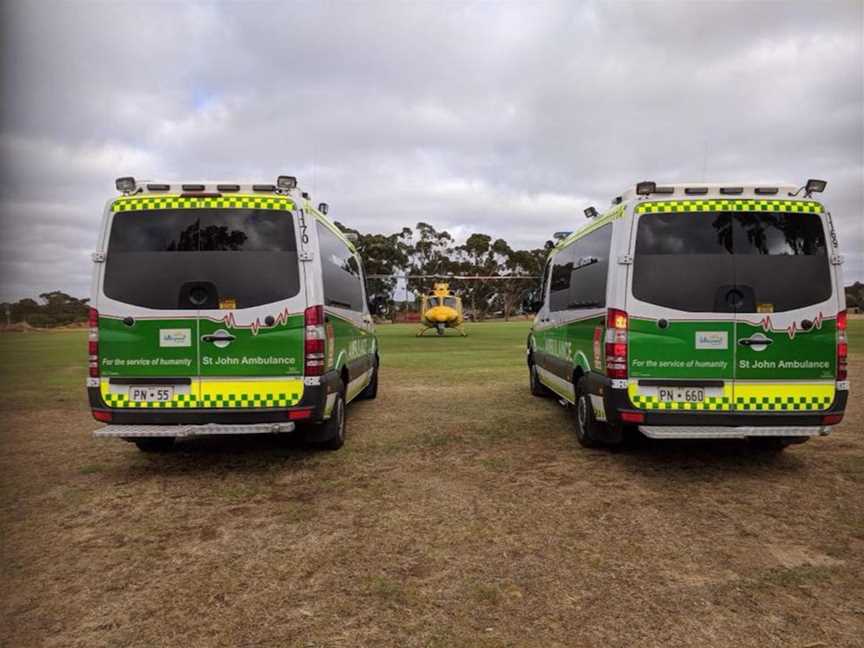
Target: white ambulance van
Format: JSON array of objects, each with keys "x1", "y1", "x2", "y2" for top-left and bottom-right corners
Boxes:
[
  {"x1": 89, "y1": 176, "x2": 379, "y2": 452},
  {"x1": 527, "y1": 180, "x2": 848, "y2": 451}
]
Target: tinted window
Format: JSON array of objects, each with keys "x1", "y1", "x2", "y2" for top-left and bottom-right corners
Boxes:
[
  {"x1": 549, "y1": 247, "x2": 574, "y2": 311},
  {"x1": 549, "y1": 226, "x2": 612, "y2": 311},
  {"x1": 633, "y1": 211, "x2": 830, "y2": 312},
  {"x1": 104, "y1": 209, "x2": 299, "y2": 309},
  {"x1": 568, "y1": 226, "x2": 612, "y2": 309},
  {"x1": 318, "y1": 221, "x2": 365, "y2": 312}
]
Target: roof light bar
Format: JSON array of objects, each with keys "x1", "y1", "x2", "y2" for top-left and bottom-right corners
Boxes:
[
  {"x1": 635, "y1": 181, "x2": 656, "y2": 196},
  {"x1": 277, "y1": 175, "x2": 297, "y2": 190},
  {"x1": 553, "y1": 231, "x2": 572, "y2": 240},
  {"x1": 115, "y1": 177, "x2": 136, "y2": 194}
]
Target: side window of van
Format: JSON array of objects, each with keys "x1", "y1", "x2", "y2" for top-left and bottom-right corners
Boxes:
[
  {"x1": 549, "y1": 226, "x2": 612, "y2": 311},
  {"x1": 549, "y1": 248, "x2": 574, "y2": 311},
  {"x1": 317, "y1": 221, "x2": 364, "y2": 312},
  {"x1": 568, "y1": 225, "x2": 612, "y2": 308}
]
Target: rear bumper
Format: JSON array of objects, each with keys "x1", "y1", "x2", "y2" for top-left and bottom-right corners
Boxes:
[
  {"x1": 584, "y1": 372, "x2": 848, "y2": 429},
  {"x1": 94, "y1": 422, "x2": 295, "y2": 438},
  {"x1": 638, "y1": 425, "x2": 826, "y2": 439},
  {"x1": 88, "y1": 371, "x2": 342, "y2": 426}
]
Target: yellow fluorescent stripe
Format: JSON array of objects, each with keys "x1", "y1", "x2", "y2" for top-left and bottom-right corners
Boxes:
[
  {"x1": 101, "y1": 379, "x2": 304, "y2": 409},
  {"x1": 628, "y1": 382, "x2": 835, "y2": 412},
  {"x1": 111, "y1": 194, "x2": 295, "y2": 212},
  {"x1": 635, "y1": 199, "x2": 823, "y2": 214}
]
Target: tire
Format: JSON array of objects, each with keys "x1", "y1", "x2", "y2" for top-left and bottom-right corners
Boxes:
[
  {"x1": 436, "y1": 324, "x2": 445, "y2": 336},
  {"x1": 132, "y1": 437, "x2": 176, "y2": 453},
  {"x1": 572, "y1": 378, "x2": 604, "y2": 448},
  {"x1": 529, "y1": 362, "x2": 549, "y2": 398},
  {"x1": 317, "y1": 388, "x2": 346, "y2": 451},
  {"x1": 358, "y1": 359, "x2": 379, "y2": 400}
]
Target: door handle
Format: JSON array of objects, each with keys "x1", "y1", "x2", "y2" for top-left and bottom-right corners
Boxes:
[
  {"x1": 202, "y1": 333, "x2": 236, "y2": 343},
  {"x1": 738, "y1": 337, "x2": 773, "y2": 347}
]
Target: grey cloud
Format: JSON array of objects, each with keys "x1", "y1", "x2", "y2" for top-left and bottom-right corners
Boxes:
[{"x1": 1, "y1": 0, "x2": 861, "y2": 301}]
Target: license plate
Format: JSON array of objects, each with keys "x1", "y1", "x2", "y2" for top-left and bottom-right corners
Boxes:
[
  {"x1": 657, "y1": 387, "x2": 706, "y2": 403},
  {"x1": 129, "y1": 386, "x2": 174, "y2": 402}
]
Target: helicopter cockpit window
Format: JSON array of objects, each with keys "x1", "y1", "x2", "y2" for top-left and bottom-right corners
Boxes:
[
  {"x1": 443, "y1": 297, "x2": 458, "y2": 308},
  {"x1": 426, "y1": 297, "x2": 440, "y2": 309}
]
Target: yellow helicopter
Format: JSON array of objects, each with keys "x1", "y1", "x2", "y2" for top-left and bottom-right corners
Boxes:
[{"x1": 418, "y1": 283, "x2": 466, "y2": 337}]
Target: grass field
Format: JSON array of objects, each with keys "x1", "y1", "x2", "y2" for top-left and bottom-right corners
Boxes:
[{"x1": 1, "y1": 320, "x2": 863, "y2": 647}]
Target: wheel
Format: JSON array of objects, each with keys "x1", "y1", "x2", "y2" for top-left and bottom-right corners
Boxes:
[
  {"x1": 529, "y1": 362, "x2": 549, "y2": 398},
  {"x1": 316, "y1": 388, "x2": 346, "y2": 451},
  {"x1": 436, "y1": 324, "x2": 444, "y2": 336},
  {"x1": 572, "y1": 378, "x2": 604, "y2": 448},
  {"x1": 131, "y1": 437, "x2": 176, "y2": 453},
  {"x1": 358, "y1": 359, "x2": 379, "y2": 400}
]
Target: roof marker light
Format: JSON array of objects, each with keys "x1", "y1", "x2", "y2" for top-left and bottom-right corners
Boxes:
[
  {"x1": 181, "y1": 184, "x2": 205, "y2": 192},
  {"x1": 277, "y1": 175, "x2": 297, "y2": 190},
  {"x1": 685, "y1": 187, "x2": 708, "y2": 195},
  {"x1": 806, "y1": 178, "x2": 827, "y2": 194},
  {"x1": 217, "y1": 184, "x2": 240, "y2": 192},
  {"x1": 754, "y1": 187, "x2": 779, "y2": 195},
  {"x1": 553, "y1": 231, "x2": 572, "y2": 240},
  {"x1": 253, "y1": 184, "x2": 276, "y2": 192},
  {"x1": 147, "y1": 183, "x2": 170, "y2": 192},
  {"x1": 720, "y1": 187, "x2": 743, "y2": 195},
  {"x1": 653, "y1": 186, "x2": 674, "y2": 194},
  {"x1": 635, "y1": 181, "x2": 656, "y2": 196},
  {"x1": 584, "y1": 206, "x2": 598, "y2": 219},
  {"x1": 115, "y1": 177, "x2": 136, "y2": 194}
]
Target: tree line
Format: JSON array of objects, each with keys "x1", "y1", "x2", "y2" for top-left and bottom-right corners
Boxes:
[
  {"x1": 336, "y1": 221, "x2": 552, "y2": 320},
  {"x1": 1, "y1": 292, "x2": 90, "y2": 328}
]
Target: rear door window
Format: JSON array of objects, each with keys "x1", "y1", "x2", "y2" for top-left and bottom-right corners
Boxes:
[
  {"x1": 104, "y1": 209, "x2": 299, "y2": 309},
  {"x1": 632, "y1": 211, "x2": 830, "y2": 312}
]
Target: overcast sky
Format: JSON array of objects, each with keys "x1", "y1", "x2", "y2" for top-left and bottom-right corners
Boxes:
[{"x1": 1, "y1": 1, "x2": 862, "y2": 301}]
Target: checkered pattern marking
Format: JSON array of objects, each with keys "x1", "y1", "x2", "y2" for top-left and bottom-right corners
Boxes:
[
  {"x1": 101, "y1": 391, "x2": 200, "y2": 409},
  {"x1": 734, "y1": 395, "x2": 833, "y2": 412},
  {"x1": 198, "y1": 389, "x2": 301, "y2": 409},
  {"x1": 635, "y1": 200, "x2": 823, "y2": 214},
  {"x1": 100, "y1": 380, "x2": 303, "y2": 409},
  {"x1": 629, "y1": 394, "x2": 733, "y2": 411},
  {"x1": 111, "y1": 195, "x2": 295, "y2": 212}
]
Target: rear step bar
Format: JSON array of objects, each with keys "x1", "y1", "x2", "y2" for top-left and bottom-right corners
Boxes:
[
  {"x1": 638, "y1": 425, "x2": 828, "y2": 439},
  {"x1": 94, "y1": 422, "x2": 296, "y2": 438}
]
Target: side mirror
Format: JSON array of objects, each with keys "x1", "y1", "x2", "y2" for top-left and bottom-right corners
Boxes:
[
  {"x1": 522, "y1": 289, "x2": 543, "y2": 314},
  {"x1": 367, "y1": 295, "x2": 387, "y2": 316}
]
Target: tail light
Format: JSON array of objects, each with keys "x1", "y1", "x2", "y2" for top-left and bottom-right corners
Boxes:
[
  {"x1": 822, "y1": 413, "x2": 844, "y2": 426},
  {"x1": 304, "y1": 305, "x2": 326, "y2": 376},
  {"x1": 837, "y1": 310, "x2": 847, "y2": 381},
  {"x1": 88, "y1": 308, "x2": 99, "y2": 378},
  {"x1": 605, "y1": 308, "x2": 628, "y2": 379}
]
